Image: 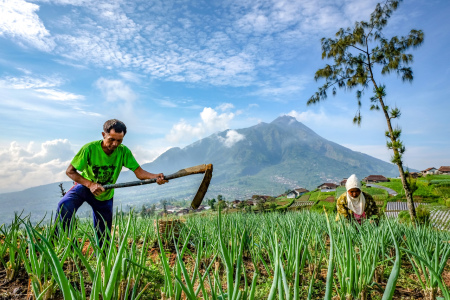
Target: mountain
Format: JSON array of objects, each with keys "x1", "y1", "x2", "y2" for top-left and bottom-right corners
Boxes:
[
  {"x1": 119, "y1": 115, "x2": 398, "y2": 200},
  {"x1": 0, "y1": 115, "x2": 398, "y2": 225}
]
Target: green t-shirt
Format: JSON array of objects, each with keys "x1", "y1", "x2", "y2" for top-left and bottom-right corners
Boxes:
[{"x1": 71, "y1": 140, "x2": 140, "y2": 200}]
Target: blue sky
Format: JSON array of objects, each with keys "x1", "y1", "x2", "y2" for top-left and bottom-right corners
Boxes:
[{"x1": 0, "y1": 0, "x2": 449, "y2": 193}]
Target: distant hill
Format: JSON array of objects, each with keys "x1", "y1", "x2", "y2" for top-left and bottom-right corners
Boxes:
[{"x1": 0, "y1": 115, "x2": 398, "y2": 225}]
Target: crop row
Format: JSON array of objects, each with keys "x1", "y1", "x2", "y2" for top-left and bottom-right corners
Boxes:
[{"x1": 1, "y1": 210, "x2": 450, "y2": 299}]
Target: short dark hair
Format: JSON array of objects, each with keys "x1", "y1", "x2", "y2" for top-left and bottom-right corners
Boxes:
[{"x1": 103, "y1": 119, "x2": 127, "y2": 135}]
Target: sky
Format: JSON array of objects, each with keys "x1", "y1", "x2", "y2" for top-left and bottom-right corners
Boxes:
[{"x1": 0, "y1": 0, "x2": 449, "y2": 193}]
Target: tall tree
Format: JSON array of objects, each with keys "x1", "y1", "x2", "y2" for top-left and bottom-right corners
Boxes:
[
  {"x1": 308, "y1": 0, "x2": 423, "y2": 222},
  {"x1": 140, "y1": 204, "x2": 147, "y2": 218},
  {"x1": 58, "y1": 183, "x2": 66, "y2": 197}
]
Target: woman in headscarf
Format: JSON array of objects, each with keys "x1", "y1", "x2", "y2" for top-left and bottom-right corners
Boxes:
[{"x1": 336, "y1": 174, "x2": 379, "y2": 224}]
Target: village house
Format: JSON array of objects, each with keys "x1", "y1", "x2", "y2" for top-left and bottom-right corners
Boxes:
[
  {"x1": 246, "y1": 200, "x2": 255, "y2": 206},
  {"x1": 165, "y1": 205, "x2": 180, "y2": 213},
  {"x1": 194, "y1": 205, "x2": 206, "y2": 212},
  {"x1": 340, "y1": 178, "x2": 347, "y2": 186},
  {"x1": 252, "y1": 195, "x2": 272, "y2": 202},
  {"x1": 363, "y1": 175, "x2": 389, "y2": 183},
  {"x1": 317, "y1": 183, "x2": 338, "y2": 190},
  {"x1": 438, "y1": 166, "x2": 450, "y2": 175},
  {"x1": 176, "y1": 208, "x2": 190, "y2": 216},
  {"x1": 422, "y1": 167, "x2": 438, "y2": 176},
  {"x1": 231, "y1": 200, "x2": 241, "y2": 208},
  {"x1": 286, "y1": 188, "x2": 309, "y2": 199},
  {"x1": 409, "y1": 172, "x2": 420, "y2": 178}
]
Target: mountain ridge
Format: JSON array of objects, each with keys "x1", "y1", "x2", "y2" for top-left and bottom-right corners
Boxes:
[{"x1": 0, "y1": 115, "x2": 398, "y2": 224}]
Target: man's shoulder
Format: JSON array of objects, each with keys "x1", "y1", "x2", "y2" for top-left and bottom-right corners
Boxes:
[
  {"x1": 81, "y1": 140, "x2": 102, "y2": 151},
  {"x1": 117, "y1": 144, "x2": 132, "y2": 153}
]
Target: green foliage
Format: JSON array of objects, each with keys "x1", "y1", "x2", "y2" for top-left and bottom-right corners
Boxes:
[
  {"x1": 362, "y1": 187, "x2": 388, "y2": 196},
  {"x1": 377, "y1": 178, "x2": 437, "y2": 199},
  {"x1": 276, "y1": 199, "x2": 295, "y2": 210},
  {"x1": 416, "y1": 204, "x2": 430, "y2": 225},
  {"x1": 317, "y1": 192, "x2": 335, "y2": 201},
  {"x1": 310, "y1": 201, "x2": 336, "y2": 214},
  {"x1": 445, "y1": 199, "x2": 450, "y2": 208},
  {"x1": 309, "y1": 191, "x2": 335, "y2": 202},
  {"x1": 207, "y1": 198, "x2": 216, "y2": 211},
  {"x1": 399, "y1": 205, "x2": 430, "y2": 225},
  {"x1": 398, "y1": 210, "x2": 410, "y2": 224},
  {"x1": 218, "y1": 200, "x2": 227, "y2": 210}
]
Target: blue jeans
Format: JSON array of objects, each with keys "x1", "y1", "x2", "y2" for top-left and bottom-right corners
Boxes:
[{"x1": 56, "y1": 184, "x2": 113, "y2": 247}]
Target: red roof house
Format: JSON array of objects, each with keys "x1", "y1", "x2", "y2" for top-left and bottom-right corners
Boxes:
[
  {"x1": 363, "y1": 175, "x2": 389, "y2": 183},
  {"x1": 439, "y1": 166, "x2": 450, "y2": 175}
]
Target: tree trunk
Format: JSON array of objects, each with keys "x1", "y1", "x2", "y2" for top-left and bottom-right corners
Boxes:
[
  {"x1": 369, "y1": 75, "x2": 417, "y2": 222},
  {"x1": 397, "y1": 161, "x2": 417, "y2": 222},
  {"x1": 379, "y1": 99, "x2": 416, "y2": 223}
]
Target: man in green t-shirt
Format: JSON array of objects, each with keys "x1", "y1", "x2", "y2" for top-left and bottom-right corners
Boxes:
[{"x1": 56, "y1": 119, "x2": 167, "y2": 246}]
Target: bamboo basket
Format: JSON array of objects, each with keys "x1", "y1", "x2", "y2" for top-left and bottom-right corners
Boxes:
[{"x1": 154, "y1": 217, "x2": 184, "y2": 239}]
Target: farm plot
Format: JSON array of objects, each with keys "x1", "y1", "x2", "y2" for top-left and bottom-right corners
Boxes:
[
  {"x1": 1, "y1": 211, "x2": 450, "y2": 300},
  {"x1": 430, "y1": 209, "x2": 450, "y2": 230},
  {"x1": 385, "y1": 202, "x2": 427, "y2": 217},
  {"x1": 385, "y1": 202, "x2": 450, "y2": 230},
  {"x1": 289, "y1": 201, "x2": 314, "y2": 208}
]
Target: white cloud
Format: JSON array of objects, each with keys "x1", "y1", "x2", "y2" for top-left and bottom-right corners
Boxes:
[
  {"x1": 0, "y1": 0, "x2": 55, "y2": 51},
  {"x1": 216, "y1": 103, "x2": 234, "y2": 111},
  {"x1": 218, "y1": 130, "x2": 245, "y2": 148},
  {"x1": 252, "y1": 75, "x2": 310, "y2": 100},
  {"x1": 0, "y1": 0, "x2": 390, "y2": 87},
  {"x1": 166, "y1": 107, "x2": 236, "y2": 143},
  {"x1": 0, "y1": 140, "x2": 75, "y2": 193},
  {"x1": 35, "y1": 88, "x2": 85, "y2": 101},
  {"x1": 200, "y1": 107, "x2": 234, "y2": 131},
  {"x1": 119, "y1": 71, "x2": 143, "y2": 83},
  {"x1": 95, "y1": 78, "x2": 136, "y2": 103},
  {"x1": 166, "y1": 119, "x2": 205, "y2": 143},
  {"x1": 0, "y1": 76, "x2": 63, "y2": 89},
  {"x1": 0, "y1": 75, "x2": 98, "y2": 118}
]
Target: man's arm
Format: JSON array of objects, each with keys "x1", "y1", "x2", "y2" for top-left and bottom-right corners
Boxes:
[
  {"x1": 133, "y1": 167, "x2": 168, "y2": 185},
  {"x1": 66, "y1": 164, "x2": 105, "y2": 196}
]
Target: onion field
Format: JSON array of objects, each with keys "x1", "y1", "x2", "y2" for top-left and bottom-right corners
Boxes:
[{"x1": 1, "y1": 210, "x2": 450, "y2": 300}]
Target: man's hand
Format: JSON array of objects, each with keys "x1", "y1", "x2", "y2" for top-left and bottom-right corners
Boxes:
[
  {"x1": 89, "y1": 182, "x2": 105, "y2": 196},
  {"x1": 156, "y1": 173, "x2": 168, "y2": 185},
  {"x1": 134, "y1": 167, "x2": 169, "y2": 185}
]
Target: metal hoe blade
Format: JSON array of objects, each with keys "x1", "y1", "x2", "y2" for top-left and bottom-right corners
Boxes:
[{"x1": 191, "y1": 164, "x2": 213, "y2": 209}]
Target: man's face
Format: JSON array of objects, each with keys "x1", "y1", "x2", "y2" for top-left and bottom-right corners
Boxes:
[
  {"x1": 102, "y1": 129, "x2": 125, "y2": 154},
  {"x1": 348, "y1": 188, "x2": 361, "y2": 198}
]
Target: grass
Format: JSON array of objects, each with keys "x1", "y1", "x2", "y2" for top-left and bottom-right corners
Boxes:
[
  {"x1": 308, "y1": 191, "x2": 335, "y2": 202},
  {"x1": 1, "y1": 210, "x2": 450, "y2": 299}
]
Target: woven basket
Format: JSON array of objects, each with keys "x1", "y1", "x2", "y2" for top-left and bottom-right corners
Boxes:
[{"x1": 154, "y1": 218, "x2": 184, "y2": 238}]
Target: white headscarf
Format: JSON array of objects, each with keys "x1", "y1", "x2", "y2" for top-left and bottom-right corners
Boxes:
[{"x1": 345, "y1": 174, "x2": 365, "y2": 215}]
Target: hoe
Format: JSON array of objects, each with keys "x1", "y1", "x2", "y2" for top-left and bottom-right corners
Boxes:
[{"x1": 103, "y1": 164, "x2": 213, "y2": 209}]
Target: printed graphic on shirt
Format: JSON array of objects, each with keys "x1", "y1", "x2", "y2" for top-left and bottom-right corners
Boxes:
[{"x1": 92, "y1": 165, "x2": 116, "y2": 185}]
